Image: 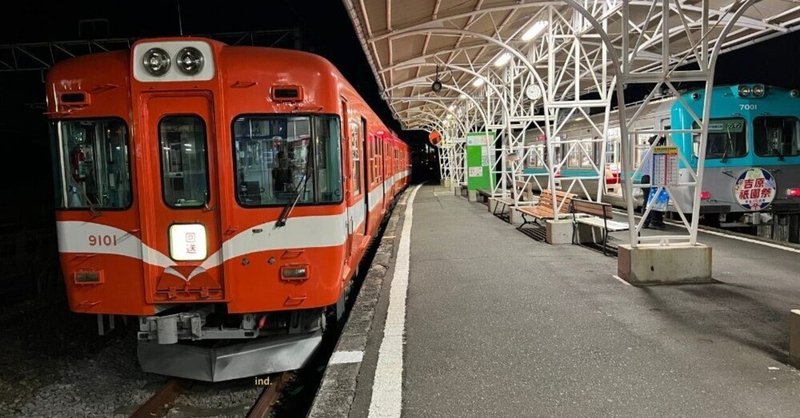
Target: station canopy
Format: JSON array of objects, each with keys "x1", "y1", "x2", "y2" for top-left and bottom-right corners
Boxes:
[{"x1": 343, "y1": 0, "x2": 800, "y2": 130}]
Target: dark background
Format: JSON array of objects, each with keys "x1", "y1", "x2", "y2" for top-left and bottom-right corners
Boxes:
[{"x1": 0, "y1": 1, "x2": 798, "y2": 302}]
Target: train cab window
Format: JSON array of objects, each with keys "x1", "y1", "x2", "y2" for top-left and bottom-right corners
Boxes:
[
  {"x1": 233, "y1": 115, "x2": 342, "y2": 206},
  {"x1": 693, "y1": 118, "x2": 747, "y2": 160},
  {"x1": 51, "y1": 118, "x2": 131, "y2": 210},
  {"x1": 159, "y1": 116, "x2": 209, "y2": 208},
  {"x1": 754, "y1": 116, "x2": 800, "y2": 158}
]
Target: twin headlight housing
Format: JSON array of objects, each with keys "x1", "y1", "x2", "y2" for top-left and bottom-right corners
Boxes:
[
  {"x1": 738, "y1": 84, "x2": 766, "y2": 98},
  {"x1": 133, "y1": 41, "x2": 213, "y2": 81},
  {"x1": 142, "y1": 46, "x2": 204, "y2": 76}
]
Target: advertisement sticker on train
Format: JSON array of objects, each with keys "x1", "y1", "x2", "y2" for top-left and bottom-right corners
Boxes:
[{"x1": 733, "y1": 168, "x2": 776, "y2": 211}]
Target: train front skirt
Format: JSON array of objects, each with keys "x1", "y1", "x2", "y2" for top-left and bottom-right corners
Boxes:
[{"x1": 137, "y1": 330, "x2": 323, "y2": 382}]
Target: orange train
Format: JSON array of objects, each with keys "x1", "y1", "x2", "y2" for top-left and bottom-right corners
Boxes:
[{"x1": 46, "y1": 37, "x2": 410, "y2": 381}]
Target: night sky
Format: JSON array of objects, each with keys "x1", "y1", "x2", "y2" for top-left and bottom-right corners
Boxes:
[{"x1": 0, "y1": 0, "x2": 799, "y2": 233}]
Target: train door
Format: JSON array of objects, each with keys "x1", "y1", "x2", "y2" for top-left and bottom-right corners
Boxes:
[
  {"x1": 380, "y1": 138, "x2": 386, "y2": 207},
  {"x1": 144, "y1": 94, "x2": 225, "y2": 302},
  {"x1": 360, "y1": 117, "x2": 369, "y2": 239},
  {"x1": 342, "y1": 100, "x2": 354, "y2": 262}
]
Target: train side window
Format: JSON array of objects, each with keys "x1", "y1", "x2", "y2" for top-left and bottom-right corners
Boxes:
[
  {"x1": 51, "y1": 118, "x2": 132, "y2": 210},
  {"x1": 159, "y1": 116, "x2": 209, "y2": 208},
  {"x1": 693, "y1": 118, "x2": 747, "y2": 160},
  {"x1": 350, "y1": 120, "x2": 361, "y2": 195},
  {"x1": 754, "y1": 116, "x2": 800, "y2": 157}
]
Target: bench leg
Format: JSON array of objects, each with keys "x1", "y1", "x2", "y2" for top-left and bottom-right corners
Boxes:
[
  {"x1": 518, "y1": 213, "x2": 530, "y2": 230},
  {"x1": 572, "y1": 220, "x2": 578, "y2": 245}
]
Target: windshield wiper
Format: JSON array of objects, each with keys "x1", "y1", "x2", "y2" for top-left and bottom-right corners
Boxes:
[
  {"x1": 276, "y1": 155, "x2": 312, "y2": 228},
  {"x1": 773, "y1": 136, "x2": 785, "y2": 161},
  {"x1": 721, "y1": 128, "x2": 731, "y2": 163}
]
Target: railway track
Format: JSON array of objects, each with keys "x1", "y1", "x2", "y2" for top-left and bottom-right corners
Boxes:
[
  {"x1": 128, "y1": 372, "x2": 292, "y2": 418},
  {"x1": 247, "y1": 372, "x2": 292, "y2": 418},
  {"x1": 131, "y1": 378, "x2": 186, "y2": 418}
]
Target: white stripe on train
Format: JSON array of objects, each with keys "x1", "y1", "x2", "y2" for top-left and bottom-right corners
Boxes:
[{"x1": 57, "y1": 170, "x2": 409, "y2": 279}]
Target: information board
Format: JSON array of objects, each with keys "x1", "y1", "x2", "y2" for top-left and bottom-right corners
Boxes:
[{"x1": 466, "y1": 132, "x2": 495, "y2": 191}]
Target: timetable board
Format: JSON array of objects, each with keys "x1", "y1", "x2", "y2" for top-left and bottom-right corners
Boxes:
[{"x1": 652, "y1": 146, "x2": 678, "y2": 187}]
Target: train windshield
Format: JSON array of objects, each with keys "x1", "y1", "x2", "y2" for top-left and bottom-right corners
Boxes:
[
  {"x1": 694, "y1": 118, "x2": 747, "y2": 160},
  {"x1": 50, "y1": 119, "x2": 132, "y2": 210},
  {"x1": 754, "y1": 116, "x2": 800, "y2": 158},
  {"x1": 233, "y1": 115, "x2": 342, "y2": 206}
]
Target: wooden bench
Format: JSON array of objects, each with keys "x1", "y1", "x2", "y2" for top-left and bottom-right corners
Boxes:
[
  {"x1": 569, "y1": 199, "x2": 629, "y2": 255},
  {"x1": 490, "y1": 196, "x2": 516, "y2": 220},
  {"x1": 489, "y1": 181, "x2": 533, "y2": 221},
  {"x1": 514, "y1": 180, "x2": 534, "y2": 202},
  {"x1": 517, "y1": 189, "x2": 576, "y2": 229},
  {"x1": 476, "y1": 189, "x2": 492, "y2": 204}
]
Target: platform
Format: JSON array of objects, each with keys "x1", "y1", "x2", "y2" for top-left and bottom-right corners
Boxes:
[{"x1": 313, "y1": 185, "x2": 800, "y2": 417}]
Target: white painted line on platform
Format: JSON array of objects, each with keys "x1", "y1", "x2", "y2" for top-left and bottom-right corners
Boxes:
[
  {"x1": 612, "y1": 209, "x2": 800, "y2": 254},
  {"x1": 368, "y1": 184, "x2": 422, "y2": 418},
  {"x1": 612, "y1": 274, "x2": 632, "y2": 286},
  {"x1": 687, "y1": 225, "x2": 800, "y2": 254},
  {"x1": 329, "y1": 350, "x2": 364, "y2": 365}
]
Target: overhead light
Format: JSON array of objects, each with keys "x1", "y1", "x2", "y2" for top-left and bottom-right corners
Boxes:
[
  {"x1": 521, "y1": 21, "x2": 548, "y2": 41},
  {"x1": 431, "y1": 65, "x2": 443, "y2": 93},
  {"x1": 493, "y1": 52, "x2": 512, "y2": 67},
  {"x1": 448, "y1": 104, "x2": 455, "y2": 111},
  {"x1": 459, "y1": 93, "x2": 467, "y2": 99},
  {"x1": 472, "y1": 78, "x2": 485, "y2": 87}
]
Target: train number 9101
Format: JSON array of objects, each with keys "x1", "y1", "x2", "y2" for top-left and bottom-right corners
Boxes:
[{"x1": 89, "y1": 234, "x2": 118, "y2": 246}]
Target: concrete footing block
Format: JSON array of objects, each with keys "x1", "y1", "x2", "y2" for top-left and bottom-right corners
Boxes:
[
  {"x1": 789, "y1": 310, "x2": 800, "y2": 368},
  {"x1": 546, "y1": 219, "x2": 572, "y2": 245},
  {"x1": 468, "y1": 189, "x2": 477, "y2": 202},
  {"x1": 618, "y1": 244, "x2": 713, "y2": 285}
]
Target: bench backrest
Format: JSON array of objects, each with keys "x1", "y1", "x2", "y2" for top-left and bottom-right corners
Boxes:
[
  {"x1": 537, "y1": 189, "x2": 575, "y2": 214},
  {"x1": 571, "y1": 199, "x2": 613, "y2": 219},
  {"x1": 514, "y1": 180, "x2": 534, "y2": 201}
]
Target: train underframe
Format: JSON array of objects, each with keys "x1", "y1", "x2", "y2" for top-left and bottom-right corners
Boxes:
[{"x1": 135, "y1": 295, "x2": 346, "y2": 382}]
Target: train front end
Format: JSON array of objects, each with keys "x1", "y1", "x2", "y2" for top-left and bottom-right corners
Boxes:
[
  {"x1": 47, "y1": 38, "x2": 348, "y2": 381},
  {"x1": 669, "y1": 85, "x2": 800, "y2": 234}
]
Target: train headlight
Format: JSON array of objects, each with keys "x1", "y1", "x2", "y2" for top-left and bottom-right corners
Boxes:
[
  {"x1": 738, "y1": 85, "x2": 751, "y2": 97},
  {"x1": 791, "y1": 89, "x2": 799, "y2": 98},
  {"x1": 752, "y1": 84, "x2": 765, "y2": 97},
  {"x1": 142, "y1": 48, "x2": 171, "y2": 76},
  {"x1": 176, "y1": 47, "x2": 204, "y2": 75}
]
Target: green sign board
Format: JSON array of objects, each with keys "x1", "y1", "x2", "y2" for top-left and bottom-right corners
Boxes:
[{"x1": 466, "y1": 132, "x2": 494, "y2": 191}]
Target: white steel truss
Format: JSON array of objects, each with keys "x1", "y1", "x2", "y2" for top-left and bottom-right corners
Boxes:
[{"x1": 345, "y1": 0, "x2": 800, "y2": 248}]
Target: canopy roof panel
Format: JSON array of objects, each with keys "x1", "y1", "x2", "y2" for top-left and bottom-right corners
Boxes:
[{"x1": 344, "y1": 0, "x2": 800, "y2": 129}]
